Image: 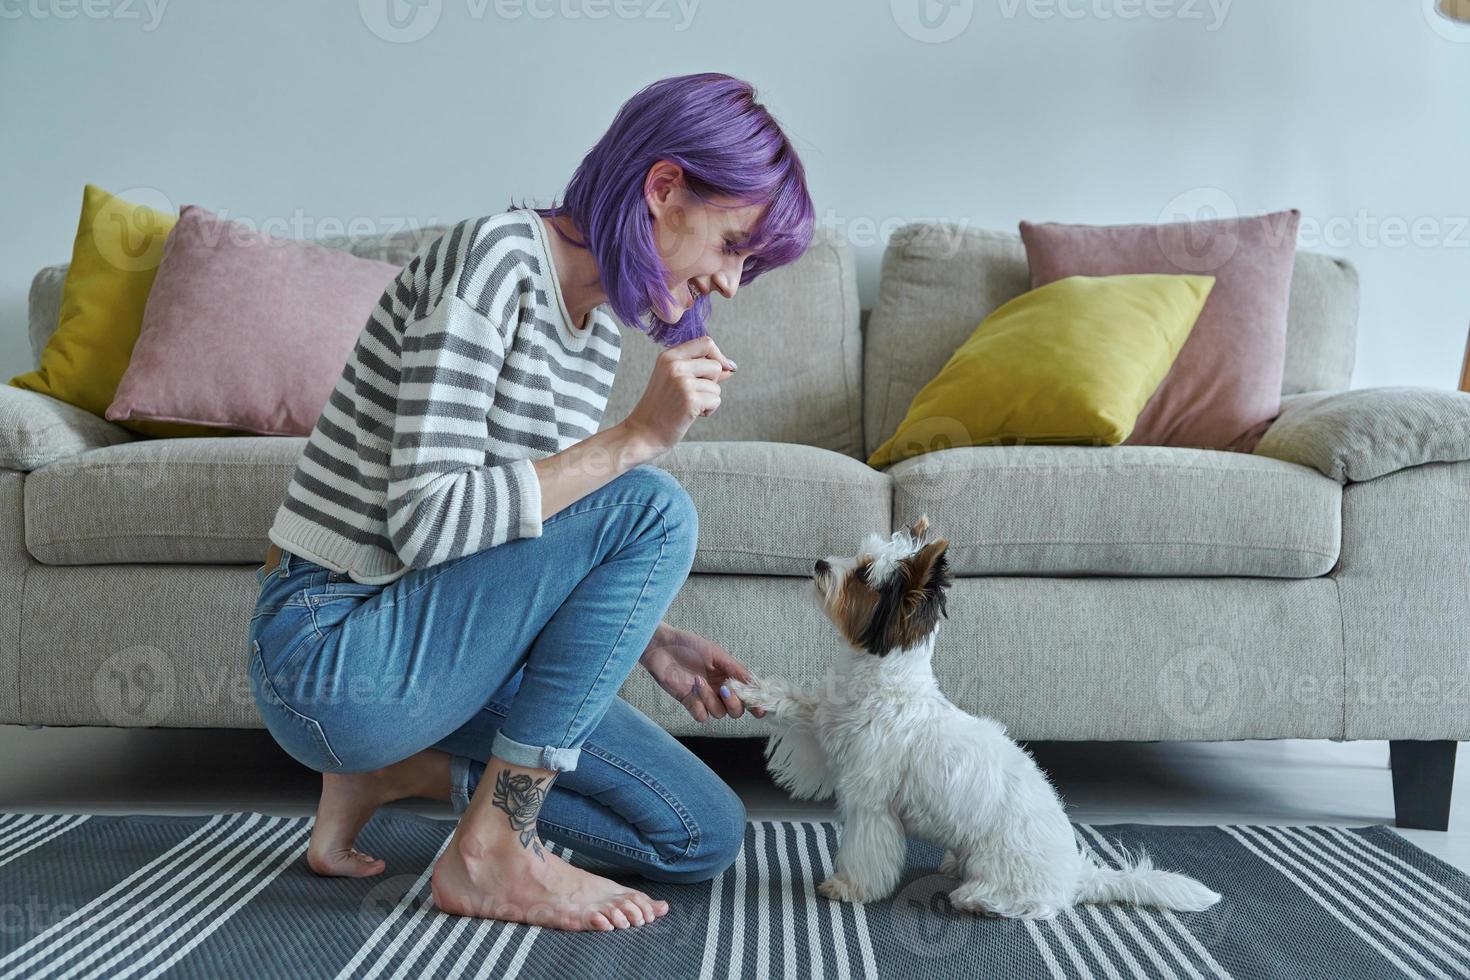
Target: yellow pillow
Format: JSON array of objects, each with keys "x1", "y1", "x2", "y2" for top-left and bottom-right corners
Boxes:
[
  {"x1": 868, "y1": 273, "x2": 1215, "y2": 469},
  {"x1": 10, "y1": 184, "x2": 228, "y2": 439}
]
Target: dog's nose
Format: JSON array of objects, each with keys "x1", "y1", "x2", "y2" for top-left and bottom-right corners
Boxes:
[{"x1": 814, "y1": 559, "x2": 829, "y2": 574}]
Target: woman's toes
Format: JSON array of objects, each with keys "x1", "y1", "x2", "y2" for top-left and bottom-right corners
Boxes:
[
  {"x1": 342, "y1": 853, "x2": 383, "y2": 877},
  {"x1": 353, "y1": 850, "x2": 385, "y2": 871},
  {"x1": 619, "y1": 898, "x2": 646, "y2": 926},
  {"x1": 308, "y1": 847, "x2": 385, "y2": 878},
  {"x1": 607, "y1": 905, "x2": 632, "y2": 929},
  {"x1": 629, "y1": 894, "x2": 657, "y2": 923},
  {"x1": 590, "y1": 911, "x2": 614, "y2": 932}
]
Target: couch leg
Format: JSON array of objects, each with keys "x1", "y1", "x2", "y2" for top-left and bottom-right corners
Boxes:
[{"x1": 1389, "y1": 740, "x2": 1457, "y2": 831}]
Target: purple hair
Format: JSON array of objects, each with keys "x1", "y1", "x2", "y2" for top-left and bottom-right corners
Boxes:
[{"x1": 514, "y1": 72, "x2": 815, "y2": 346}]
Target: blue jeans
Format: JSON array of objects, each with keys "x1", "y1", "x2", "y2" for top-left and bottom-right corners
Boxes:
[{"x1": 247, "y1": 465, "x2": 746, "y2": 884}]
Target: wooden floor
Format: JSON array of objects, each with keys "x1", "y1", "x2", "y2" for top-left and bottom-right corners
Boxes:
[{"x1": 1, "y1": 727, "x2": 1464, "y2": 874}]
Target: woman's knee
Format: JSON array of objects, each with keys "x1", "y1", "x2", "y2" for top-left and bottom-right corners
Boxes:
[
  {"x1": 620, "y1": 465, "x2": 698, "y2": 566},
  {"x1": 642, "y1": 777, "x2": 748, "y2": 885}
]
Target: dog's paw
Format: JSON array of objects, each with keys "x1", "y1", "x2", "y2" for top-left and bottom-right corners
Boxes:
[
  {"x1": 728, "y1": 678, "x2": 779, "y2": 710},
  {"x1": 726, "y1": 677, "x2": 759, "y2": 701},
  {"x1": 817, "y1": 873, "x2": 873, "y2": 904},
  {"x1": 1015, "y1": 903, "x2": 1061, "y2": 921}
]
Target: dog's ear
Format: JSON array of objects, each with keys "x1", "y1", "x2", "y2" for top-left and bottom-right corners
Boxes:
[
  {"x1": 855, "y1": 537, "x2": 952, "y2": 656},
  {"x1": 908, "y1": 514, "x2": 930, "y2": 539},
  {"x1": 902, "y1": 538, "x2": 951, "y2": 626},
  {"x1": 863, "y1": 538, "x2": 951, "y2": 653},
  {"x1": 903, "y1": 538, "x2": 950, "y2": 606}
]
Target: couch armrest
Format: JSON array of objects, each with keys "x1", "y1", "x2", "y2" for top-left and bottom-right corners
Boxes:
[
  {"x1": 1253, "y1": 386, "x2": 1470, "y2": 482},
  {"x1": 0, "y1": 384, "x2": 134, "y2": 472}
]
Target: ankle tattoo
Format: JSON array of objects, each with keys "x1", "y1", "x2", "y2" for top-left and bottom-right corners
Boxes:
[{"x1": 492, "y1": 769, "x2": 551, "y2": 862}]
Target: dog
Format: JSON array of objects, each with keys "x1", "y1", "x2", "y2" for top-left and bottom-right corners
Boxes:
[{"x1": 728, "y1": 515, "x2": 1222, "y2": 920}]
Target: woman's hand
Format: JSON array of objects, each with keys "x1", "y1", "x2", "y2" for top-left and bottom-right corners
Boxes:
[
  {"x1": 622, "y1": 336, "x2": 737, "y2": 457},
  {"x1": 640, "y1": 623, "x2": 767, "y2": 723}
]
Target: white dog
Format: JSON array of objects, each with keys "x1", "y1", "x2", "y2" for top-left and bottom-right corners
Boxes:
[{"x1": 729, "y1": 515, "x2": 1221, "y2": 920}]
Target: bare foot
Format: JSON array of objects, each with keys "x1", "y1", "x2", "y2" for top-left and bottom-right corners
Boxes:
[
  {"x1": 308, "y1": 751, "x2": 449, "y2": 878},
  {"x1": 431, "y1": 829, "x2": 671, "y2": 931}
]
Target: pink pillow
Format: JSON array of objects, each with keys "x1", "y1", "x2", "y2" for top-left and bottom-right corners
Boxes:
[
  {"x1": 1020, "y1": 210, "x2": 1301, "y2": 452},
  {"x1": 107, "y1": 205, "x2": 400, "y2": 436}
]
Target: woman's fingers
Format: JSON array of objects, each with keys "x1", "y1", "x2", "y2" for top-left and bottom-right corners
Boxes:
[
  {"x1": 700, "y1": 682, "x2": 728, "y2": 719},
  {"x1": 682, "y1": 690, "x2": 707, "y2": 722},
  {"x1": 686, "y1": 379, "x2": 721, "y2": 418},
  {"x1": 682, "y1": 678, "x2": 726, "y2": 721},
  {"x1": 725, "y1": 686, "x2": 766, "y2": 718},
  {"x1": 717, "y1": 682, "x2": 745, "y2": 718},
  {"x1": 712, "y1": 653, "x2": 766, "y2": 718},
  {"x1": 674, "y1": 357, "x2": 729, "y2": 382},
  {"x1": 669, "y1": 335, "x2": 737, "y2": 372}
]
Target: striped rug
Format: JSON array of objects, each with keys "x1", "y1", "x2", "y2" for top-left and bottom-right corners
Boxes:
[{"x1": 0, "y1": 812, "x2": 1466, "y2": 979}]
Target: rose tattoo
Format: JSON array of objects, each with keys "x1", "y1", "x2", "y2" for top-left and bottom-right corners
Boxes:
[{"x1": 492, "y1": 769, "x2": 549, "y2": 861}]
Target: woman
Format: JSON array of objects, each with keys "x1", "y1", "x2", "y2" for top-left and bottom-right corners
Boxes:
[{"x1": 248, "y1": 72, "x2": 814, "y2": 934}]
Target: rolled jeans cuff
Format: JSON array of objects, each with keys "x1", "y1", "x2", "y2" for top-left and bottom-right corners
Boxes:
[
  {"x1": 449, "y1": 755, "x2": 475, "y2": 815},
  {"x1": 491, "y1": 730, "x2": 581, "y2": 773}
]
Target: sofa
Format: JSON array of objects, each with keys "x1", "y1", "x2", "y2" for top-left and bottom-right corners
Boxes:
[{"x1": 6, "y1": 221, "x2": 1466, "y2": 831}]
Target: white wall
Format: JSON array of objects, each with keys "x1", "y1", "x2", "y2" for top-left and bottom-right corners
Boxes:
[{"x1": 2, "y1": 0, "x2": 1466, "y2": 389}]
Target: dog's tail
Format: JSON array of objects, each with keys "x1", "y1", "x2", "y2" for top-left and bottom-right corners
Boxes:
[{"x1": 1074, "y1": 847, "x2": 1221, "y2": 911}]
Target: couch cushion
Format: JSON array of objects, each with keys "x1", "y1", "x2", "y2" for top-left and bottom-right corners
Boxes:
[
  {"x1": 16, "y1": 565, "x2": 1345, "y2": 737},
  {"x1": 25, "y1": 436, "x2": 300, "y2": 565},
  {"x1": 890, "y1": 445, "x2": 1341, "y2": 577},
  {"x1": 105, "y1": 205, "x2": 403, "y2": 436},
  {"x1": 10, "y1": 185, "x2": 231, "y2": 441},
  {"x1": 0, "y1": 384, "x2": 134, "y2": 472},
  {"x1": 24, "y1": 437, "x2": 889, "y2": 576},
  {"x1": 868, "y1": 273, "x2": 1215, "y2": 467},
  {"x1": 28, "y1": 223, "x2": 450, "y2": 369},
  {"x1": 599, "y1": 229, "x2": 863, "y2": 458},
  {"x1": 1020, "y1": 211, "x2": 1302, "y2": 452},
  {"x1": 1253, "y1": 386, "x2": 1470, "y2": 483},
  {"x1": 654, "y1": 441, "x2": 891, "y2": 574},
  {"x1": 863, "y1": 223, "x2": 1361, "y2": 458}
]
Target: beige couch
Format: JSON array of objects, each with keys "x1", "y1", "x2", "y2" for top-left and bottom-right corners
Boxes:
[{"x1": 7, "y1": 222, "x2": 1467, "y2": 830}]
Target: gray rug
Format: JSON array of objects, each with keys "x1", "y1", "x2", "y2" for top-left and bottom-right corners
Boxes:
[{"x1": 0, "y1": 811, "x2": 1466, "y2": 979}]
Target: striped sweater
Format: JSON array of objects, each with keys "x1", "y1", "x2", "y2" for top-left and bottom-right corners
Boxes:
[{"x1": 268, "y1": 209, "x2": 622, "y2": 584}]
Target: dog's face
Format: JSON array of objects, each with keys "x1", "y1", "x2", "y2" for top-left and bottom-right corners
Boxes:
[{"x1": 811, "y1": 515, "x2": 952, "y2": 657}]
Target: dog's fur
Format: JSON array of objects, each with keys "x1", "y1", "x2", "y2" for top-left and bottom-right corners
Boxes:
[{"x1": 729, "y1": 515, "x2": 1221, "y2": 919}]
